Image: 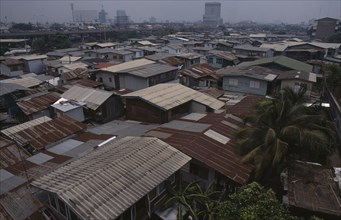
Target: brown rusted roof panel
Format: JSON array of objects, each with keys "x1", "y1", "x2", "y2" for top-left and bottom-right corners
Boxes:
[{"x1": 16, "y1": 92, "x2": 60, "y2": 115}]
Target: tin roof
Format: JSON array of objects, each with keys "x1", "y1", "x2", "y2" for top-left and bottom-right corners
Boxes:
[
  {"x1": 145, "y1": 112, "x2": 254, "y2": 184},
  {"x1": 180, "y1": 64, "x2": 219, "y2": 80},
  {"x1": 238, "y1": 56, "x2": 313, "y2": 73},
  {"x1": 62, "y1": 85, "x2": 114, "y2": 110},
  {"x1": 6, "y1": 77, "x2": 43, "y2": 88},
  {"x1": 102, "y1": 58, "x2": 155, "y2": 73},
  {"x1": 1, "y1": 58, "x2": 23, "y2": 66},
  {"x1": 217, "y1": 65, "x2": 278, "y2": 82},
  {"x1": 0, "y1": 82, "x2": 30, "y2": 96},
  {"x1": 62, "y1": 68, "x2": 88, "y2": 81},
  {"x1": 207, "y1": 50, "x2": 239, "y2": 61},
  {"x1": 1, "y1": 116, "x2": 52, "y2": 138},
  {"x1": 277, "y1": 70, "x2": 317, "y2": 83},
  {"x1": 0, "y1": 137, "x2": 30, "y2": 169},
  {"x1": 4, "y1": 116, "x2": 86, "y2": 150},
  {"x1": 16, "y1": 92, "x2": 60, "y2": 115},
  {"x1": 160, "y1": 57, "x2": 185, "y2": 66},
  {"x1": 234, "y1": 45, "x2": 272, "y2": 52},
  {"x1": 286, "y1": 161, "x2": 341, "y2": 217},
  {"x1": 225, "y1": 95, "x2": 265, "y2": 117},
  {"x1": 123, "y1": 63, "x2": 178, "y2": 78},
  {"x1": 31, "y1": 136, "x2": 191, "y2": 220},
  {"x1": 123, "y1": 83, "x2": 225, "y2": 111}
]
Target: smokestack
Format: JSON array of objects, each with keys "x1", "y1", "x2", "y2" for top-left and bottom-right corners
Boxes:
[{"x1": 71, "y1": 3, "x2": 74, "y2": 22}]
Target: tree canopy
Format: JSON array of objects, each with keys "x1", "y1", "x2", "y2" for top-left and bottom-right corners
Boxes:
[
  {"x1": 236, "y1": 87, "x2": 337, "y2": 180},
  {"x1": 32, "y1": 33, "x2": 71, "y2": 53}
]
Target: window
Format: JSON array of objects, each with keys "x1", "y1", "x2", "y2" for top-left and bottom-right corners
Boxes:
[
  {"x1": 228, "y1": 79, "x2": 238, "y2": 86},
  {"x1": 216, "y1": 58, "x2": 223, "y2": 64},
  {"x1": 49, "y1": 194, "x2": 57, "y2": 210},
  {"x1": 208, "y1": 57, "x2": 213, "y2": 63},
  {"x1": 98, "y1": 77, "x2": 103, "y2": 82},
  {"x1": 57, "y1": 198, "x2": 67, "y2": 217},
  {"x1": 69, "y1": 209, "x2": 79, "y2": 220},
  {"x1": 190, "y1": 163, "x2": 209, "y2": 180},
  {"x1": 109, "y1": 77, "x2": 112, "y2": 82},
  {"x1": 250, "y1": 80, "x2": 260, "y2": 88}
]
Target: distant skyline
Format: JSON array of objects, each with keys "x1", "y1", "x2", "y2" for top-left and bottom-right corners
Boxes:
[{"x1": 0, "y1": 0, "x2": 340, "y2": 24}]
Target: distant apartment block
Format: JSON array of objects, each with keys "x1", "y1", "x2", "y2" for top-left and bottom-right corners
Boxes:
[
  {"x1": 98, "y1": 8, "x2": 107, "y2": 23},
  {"x1": 203, "y1": 2, "x2": 223, "y2": 27},
  {"x1": 313, "y1": 17, "x2": 340, "y2": 42},
  {"x1": 116, "y1": 9, "x2": 129, "y2": 25}
]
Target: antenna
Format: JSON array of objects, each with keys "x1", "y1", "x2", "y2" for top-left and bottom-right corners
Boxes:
[{"x1": 71, "y1": 3, "x2": 75, "y2": 22}]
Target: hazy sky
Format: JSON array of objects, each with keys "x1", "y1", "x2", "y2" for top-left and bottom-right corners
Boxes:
[{"x1": 0, "y1": 0, "x2": 340, "y2": 24}]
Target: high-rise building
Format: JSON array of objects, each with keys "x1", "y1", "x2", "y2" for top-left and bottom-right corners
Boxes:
[
  {"x1": 98, "y1": 8, "x2": 107, "y2": 23},
  {"x1": 116, "y1": 10, "x2": 129, "y2": 25},
  {"x1": 203, "y1": 2, "x2": 223, "y2": 27},
  {"x1": 313, "y1": 17, "x2": 340, "y2": 42}
]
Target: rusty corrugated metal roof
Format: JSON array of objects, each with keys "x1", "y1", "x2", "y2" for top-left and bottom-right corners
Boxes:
[
  {"x1": 16, "y1": 92, "x2": 60, "y2": 116},
  {"x1": 31, "y1": 136, "x2": 191, "y2": 220},
  {"x1": 0, "y1": 137, "x2": 30, "y2": 169},
  {"x1": 145, "y1": 112, "x2": 254, "y2": 184},
  {"x1": 8, "y1": 116, "x2": 87, "y2": 150},
  {"x1": 180, "y1": 64, "x2": 219, "y2": 79}
]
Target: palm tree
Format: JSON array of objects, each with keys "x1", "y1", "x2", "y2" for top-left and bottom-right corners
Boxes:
[
  {"x1": 236, "y1": 87, "x2": 337, "y2": 180},
  {"x1": 164, "y1": 181, "x2": 222, "y2": 220}
]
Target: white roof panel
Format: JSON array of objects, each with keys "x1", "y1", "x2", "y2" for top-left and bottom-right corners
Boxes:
[
  {"x1": 47, "y1": 139, "x2": 84, "y2": 155},
  {"x1": 181, "y1": 113, "x2": 207, "y2": 121},
  {"x1": 204, "y1": 129, "x2": 231, "y2": 144},
  {"x1": 26, "y1": 153, "x2": 54, "y2": 165},
  {"x1": 102, "y1": 58, "x2": 155, "y2": 72}
]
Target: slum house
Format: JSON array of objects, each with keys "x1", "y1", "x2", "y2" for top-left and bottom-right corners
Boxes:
[
  {"x1": 217, "y1": 66, "x2": 278, "y2": 96},
  {"x1": 0, "y1": 58, "x2": 24, "y2": 78},
  {"x1": 133, "y1": 40, "x2": 156, "y2": 47},
  {"x1": 96, "y1": 58, "x2": 178, "y2": 91},
  {"x1": 13, "y1": 55, "x2": 47, "y2": 74},
  {"x1": 144, "y1": 53, "x2": 185, "y2": 68},
  {"x1": 16, "y1": 92, "x2": 60, "y2": 121},
  {"x1": 282, "y1": 161, "x2": 341, "y2": 219},
  {"x1": 31, "y1": 136, "x2": 191, "y2": 220},
  {"x1": 192, "y1": 47, "x2": 213, "y2": 56},
  {"x1": 126, "y1": 48, "x2": 144, "y2": 59},
  {"x1": 180, "y1": 64, "x2": 221, "y2": 88},
  {"x1": 57, "y1": 62, "x2": 89, "y2": 75},
  {"x1": 81, "y1": 57, "x2": 111, "y2": 69},
  {"x1": 44, "y1": 60, "x2": 63, "y2": 76},
  {"x1": 59, "y1": 85, "x2": 123, "y2": 123},
  {"x1": 238, "y1": 55, "x2": 313, "y2": 73},
  {"x1": 59, "y1": 68, "x2": 88, "y2": 84},
  {"x1": 233, "y1": 45, "x2": 274, "y2": 58},
  {"x1": 84, "y1": 48, "x2": 134, "y2": 63},
  {"x1": 206, "y1": 50, "x2": 239, "y2": 69},
  {"x1": 176, "y1": 53, "x2": 201, "y2": 69},
  {"x1": 0, "y1": 82, "x2": 29, "y2": 112},
  {"x1": 182, "y1": 41, "x2": 204, "y2": 51},
  {"x1": 144, "y1": 111, "x2": 254, "y2": 191},
  {"x1": 122, "y1": 83, "x2": 225, "y2": 124},
  {"x1": 162, "y1": 44, "x2": 183, "y2": 54},
  {"x1": 284, "y1": 42, "x2": 341, "y2": 61},
  {"x1": 0, "y1": 132, "x2": 112, "y2": 220},
  {"x1": 215, "y1": 42, "x2": 234, "y2": 51},
  {"x1": 277, "y1": 70, "x2": 317, "y2": 97},
  {"x1": 141, "y1": 47, "x2": 166, "y2": 56},
  {"x1": 0, "y1": 115, "x2": 86, "y2": 154}
]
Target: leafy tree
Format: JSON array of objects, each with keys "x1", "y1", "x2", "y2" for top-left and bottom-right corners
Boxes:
[
  {"x1": 10, "y1": 22, "x2": 34, "y2": 31},
  {"x1": 216, "y1": 182, "x2": 300, "y2": 220},
  {"x1": 165, "y1": 181, "x2": 222, "y2": 220},
  {"x1": 32, "y1": 33, "x2": 71, "y2": 53},
  {"x1": 236, "y1": 87, "x2": 337, "y2": 180},
  {"x1": 325, "y1": 64, "x2": 341, "y2": 93}
]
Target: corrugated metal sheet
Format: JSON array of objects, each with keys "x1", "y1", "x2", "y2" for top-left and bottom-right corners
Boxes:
[
  {"x1": 6, "y1": 77, "x2": 43, "y2": 88},
  {"x1": 123, "y1": 63, "x2": 178, "y2": 78},
  {"x1": 217, "y1": 65, "x2": 278, "y2": 82},
  {"x1": 0, "y1": 137, "x2": 30, "y2": 169},
  {"x1": 4, "y1": 116, "x2": 87, "y2": 150},
  {"x1": 62, "y1": 68, "x2": 88, "y2": 81},
  {"x1": 180, "y1": 64, "x2": 218, "y2": 79},
  {"x1": 1, "y1": 116, "x2": 52, "y2": 137},
  {"x1": 62, "y1": 85, "x2": 113, "y2": 110},
  {"x1": 16, "y1": 92, "x2": 60, "y2": 115},
  {"x1": 102, "y1": 58, "x2": 155, "y2": 73},
  {"x1": 0, "y1": 185, "x2": 43, "y2": 220},
  {"x1": 31, "y1": 136, "x2": 191, "y2": 220},
  {"x1": 148, "y1": 112, "x2": 254, "y2": 184},
  {"x1": 123, "y1": 83, "x2": 225, "y2": 110}
]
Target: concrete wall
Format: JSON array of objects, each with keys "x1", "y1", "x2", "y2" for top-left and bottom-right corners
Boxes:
[
  {"x1": 24, "y1": 59, "x2": 46, "y2": 74},
  {"x1": 120, "y1": 74, "x2": 148, "y2": 91},
  {"x1": 190, "y1": 101, "x2": 207, "y2": 113},
  {"x1": 56, "y1": 107, "x2": 85, "y2": 122},
  {"x1": 222, "y1": 76, "x2": 268, "y2": 95}
]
